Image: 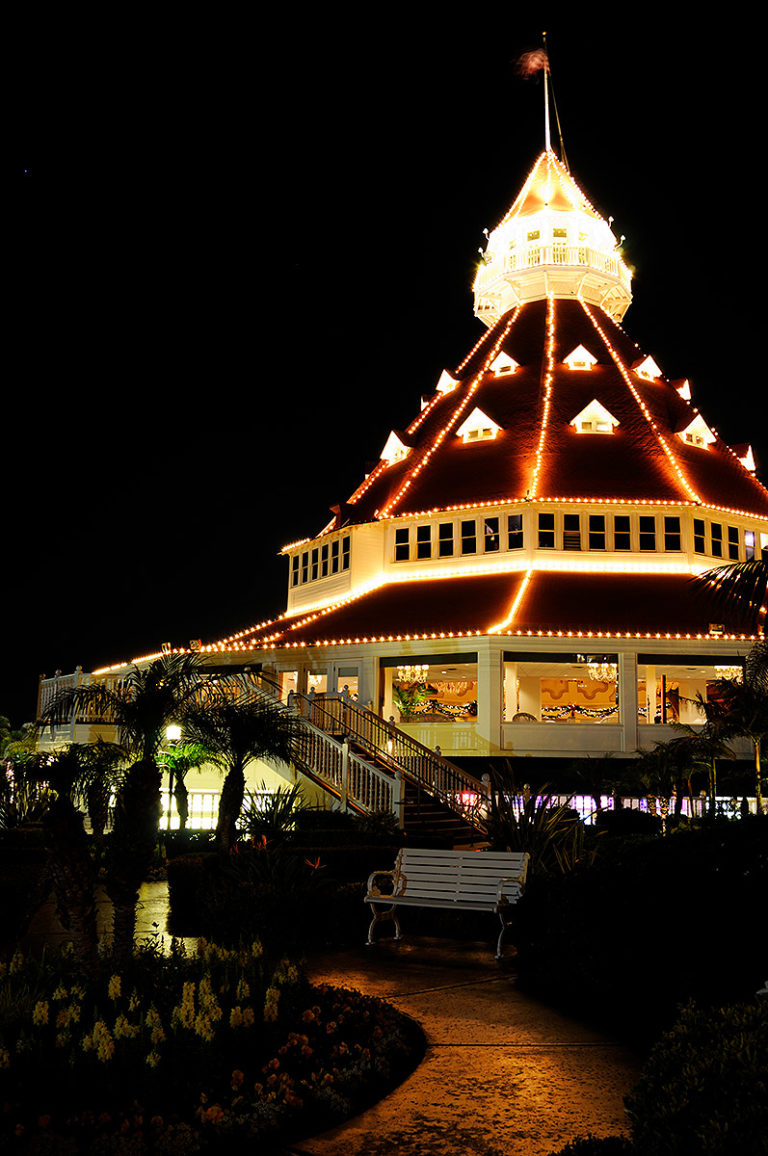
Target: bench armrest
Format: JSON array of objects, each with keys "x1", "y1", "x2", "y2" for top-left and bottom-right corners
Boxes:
[
  {"x1": 366, "y1": 868, "x2": 397, "y2": 896},
  {"x1": 496, "y1": 874, "x2": 526, "y2": 903}
]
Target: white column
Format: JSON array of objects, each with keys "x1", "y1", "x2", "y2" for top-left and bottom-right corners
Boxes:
[
  {"x1": 618, "y1": 651, "x2": 638, "y2": 752},
  {"x1": 476, "y1": 643, "x2": 502, "y2": 755},
  {"x1": 503, "y1": 661, "x2": 518, "y2": 721},
  {"x1": 357, "y1": 655, "x2": 378, "y2": 713}
]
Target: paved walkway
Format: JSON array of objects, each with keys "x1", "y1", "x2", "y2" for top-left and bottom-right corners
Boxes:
[
  {"x1": 24, "y1": 885, "x2": 642, "y2": 1155},
  {"x1": 289, "y1": 938, "x2": 641, "y2": 1156}
]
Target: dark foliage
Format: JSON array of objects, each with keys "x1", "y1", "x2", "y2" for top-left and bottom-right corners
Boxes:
[
  {"x1": 515, "y1": 819, "x2": 768, "y2": 1045},
  {"x1": 626, "y1": 1002, "x2": 768, "y2": 1155}
]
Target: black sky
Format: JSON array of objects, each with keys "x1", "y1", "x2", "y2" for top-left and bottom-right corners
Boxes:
[{"x1": 10, "y1": 16, "x2": 765, "y2": 725}]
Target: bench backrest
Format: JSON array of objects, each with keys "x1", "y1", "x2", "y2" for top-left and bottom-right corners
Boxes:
[{"x1": 393, "y1": 848, "x2": 529, "y2": 905}]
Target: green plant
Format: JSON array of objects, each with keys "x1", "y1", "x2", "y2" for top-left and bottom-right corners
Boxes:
[
  {"x1": 481, "y1": 764, "x2": 587, "y2": 876},
  {"x1": 239, "y1": 782, "x2": 306, "y2": 843},
  {"x1": 625, "y1": 1002, "x2": 768, "y2": 1155},
  {"x1": 392, "y1": 683, "x2": 429, "y2": 720},
  {"x1": 0, "y1": 760, "x2": 52, "y2": 829}
]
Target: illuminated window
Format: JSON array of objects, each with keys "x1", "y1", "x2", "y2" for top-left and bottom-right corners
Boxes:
[
  {"x1": 711, "y1": 523, "x2": 723, "y2": 558},
  {"x1": 570, "y1": 399, "x2": 618, "y2": 432},
  {"x1": 563, "y1": 514, "x2": 581, "y2": 550},
  {"x1": 664, "y1": 516, "x2": 681, "y2": 551},
  {"x1": 694, "y1": 519, "x2": 706, "y2": 553},
  {"x1": 553, "y1": 228, "x2": 567, "y2": 238},
  {"x1": 483, "y1": 517, "x2": 500, "y2": 552},
  {"x1": 461, "y1": 520, "x2": 477, "y2": 554},
  {"x1": 678, "y1": 415, "x2": 715, "y2": 449},
  {"x1": 456, "y1": 407, "x2": 501, "y2": 443},
  {"x1": 394, "y1": 528, "x2": 410, "y2": 562},
  {"x1": 527, "y1": 230, "x2": 540, "y2": 241},
  {"x1": 745, "y1": 530, "x2": 755, "y2": 561},
  {"x1": 439, "y1": 523, "x2": 454, "y2": 557},
  {"x1": 634, "y1": 355, "x2": 662, "y2": 381},
  {"x1": 589, "y1": 515, "x2": 606, "y2": 550},
  {"x1": 614, "y1": 515, "x2": 631, "y2": 551},
  {"x1": 416, "y1": 525, "x2": 432, "y2": 559},
  {"x1": 489, "y1": 352, "x2": 519, "y2": 377},
  {"x1": 508, "y1": 514, "x2": 523, "y2": 550},
  {"x1": 539, "y1": 513, "x2": 555, "y2": 549},
  {"x1": 380, "y1": 431, "x2": 412, "y2": 466},
  {"x1": 727, "y1": 526, "x2": 739, "y2": 561},
  {"x1": 564, "y1": 346, "x2": 598, "y2": 372}
]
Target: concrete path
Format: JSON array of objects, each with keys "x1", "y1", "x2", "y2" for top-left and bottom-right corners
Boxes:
[{"x1": 288, "y1": 938, "x2": 641, "y2": 1156}]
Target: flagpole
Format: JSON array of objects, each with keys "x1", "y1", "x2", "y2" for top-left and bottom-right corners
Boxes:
[{"x1": 542, "y1": 31, "x2": 552, "y2": 152}]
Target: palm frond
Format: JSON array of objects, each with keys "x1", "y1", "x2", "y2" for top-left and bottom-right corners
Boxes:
[{"x1": 690, "y1": 558, "x2": 768, "y2": 637}]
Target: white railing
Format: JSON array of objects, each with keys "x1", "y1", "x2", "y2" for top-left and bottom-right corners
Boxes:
[
  {"x1": 292, "y1": 719, "x2": 403, "y2": 826},
  {"x1": 493, "y1": 244, "x2": 630, "y2": 290}
]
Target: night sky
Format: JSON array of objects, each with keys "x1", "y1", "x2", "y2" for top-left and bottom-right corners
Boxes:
[{"x1": 10, "y1": 17, "x2": 765, "y2": 726}]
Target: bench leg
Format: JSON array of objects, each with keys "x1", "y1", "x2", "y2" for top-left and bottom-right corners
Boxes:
[
  {"x1": 367, "y1": 902, "x2": 403, "y2": 946},
  {"x1": 496, "y1": 912, "x2": 511, "y2": 960}
]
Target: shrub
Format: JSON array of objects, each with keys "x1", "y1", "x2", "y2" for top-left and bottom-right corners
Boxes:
[
  {"x1": 626, "y1": 1002, "x2": 768, "y2": 1155},
  {"x1": 515, "y1": 820, "x2": 768, "y2": 1043},
  {"x1": 550, "y1": 1137, "x2": 633, "y2": 1155}
]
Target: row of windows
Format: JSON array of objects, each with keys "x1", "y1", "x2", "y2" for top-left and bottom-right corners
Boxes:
[
  {"x1": 393, "y1": 516, "x2": 759, "y2": 561},
  {"x1": 693, "y1": 519, "x2": 746, "y2": 561},
  {"x1": 395, "y1": 516, "x2": 524, "y2": 561},
  {"x1": 291, "y1": 536, "x2": 351, "y2": 587}
]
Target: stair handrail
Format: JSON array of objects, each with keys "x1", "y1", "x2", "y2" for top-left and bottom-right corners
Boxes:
[{"x1": 299, "y1": 691, "x2": 488, "y2": 828}]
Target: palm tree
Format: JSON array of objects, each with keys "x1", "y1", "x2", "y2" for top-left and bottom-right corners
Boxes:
[
  {"x1": 158, "y1": 742, "x2": 208, "y2": 832},
  {"x1": 41, "y1": 652, "x2": 208, "y2": 962},
  {"x1": 28, "y1": 747, "x2": 100, "y2": 976},
  {"x1": 670, "y1": 721, "x2": 735, "y2": 818},
  {"x1": 701, "y1": 674, "x2": 768, "y2": 814},
  {"x1": 183, "y1": 692, "x2": 298, "y2": 853}
]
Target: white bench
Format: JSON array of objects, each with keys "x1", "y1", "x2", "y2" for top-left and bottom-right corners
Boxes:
[{"x1": 365, "y1": 847, "x2": 529, "y2": 959}]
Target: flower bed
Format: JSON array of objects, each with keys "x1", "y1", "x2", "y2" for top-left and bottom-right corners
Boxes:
[{"x1": 0, "y1": 940, "x2": 424, "y2": 1152}]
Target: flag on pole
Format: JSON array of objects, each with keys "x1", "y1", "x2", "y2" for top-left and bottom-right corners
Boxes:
[{"x1": 517, "y1": 49, "x2": 549, "y2": 77}]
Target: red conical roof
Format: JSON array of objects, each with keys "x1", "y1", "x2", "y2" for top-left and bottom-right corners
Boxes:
[{"x1": 342, "y1": 298, "x2": 768, "y2": 524}]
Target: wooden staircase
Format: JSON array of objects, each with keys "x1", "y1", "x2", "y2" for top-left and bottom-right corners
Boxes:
[{"x1": 243, "y1": 674, "x2": 490, "y2": 847}]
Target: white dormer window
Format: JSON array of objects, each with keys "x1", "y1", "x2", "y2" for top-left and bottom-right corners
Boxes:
[
  {"x1": 436, "y1": 369, "x2": 459, "y2": 394},
  {"x1": 678, "y1": 415, "x2": 716, "y2": 449},
  {"x1": 489, "y1": 351, "x2": 519, "y2": 377},
  {"x1": 455, "y1": 407, "x2": 501, "y2": 443},
  {"x1": 732, "y1": 444, "x2": 756, "y2": 472},
  {"x1": 633, "y1": 354, "x2": 662, "y2": 381},
  {"x1": 674, "y1": 379, "x2": 692, "y2": 401},
  {"x1": 570, "y1": 399, "x2": 619, "y2": 435},
  {"x1": 380, "y1": 431, "x2": 412, "y2": 466},
  {"x1": 563, "y1": 345, "x2": 597, "y2": 371}
]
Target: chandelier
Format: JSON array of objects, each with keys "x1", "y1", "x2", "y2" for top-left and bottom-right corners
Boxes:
[
  {"x1": 396, "y1": 664, "x2": 429, "y2": 683},
  {"x1": 715, "y1": 666, "x2": 742, "y2": 682},
  {"x1": 586, "y1": 661, "x2": 617, "y2": 682}
]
